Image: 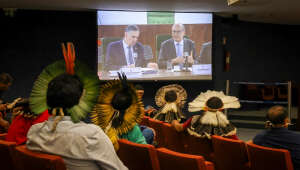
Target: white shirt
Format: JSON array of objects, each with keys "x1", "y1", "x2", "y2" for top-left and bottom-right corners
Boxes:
[
  {"x1": 173, "y1": 39, "x2": 184, "y2": 57},
  {"x1": 27, "y1": 116, "x2": 128, "y2": 170},
  {"x1": 122, "y1": 40, "x2": 135, "y2": 66}
]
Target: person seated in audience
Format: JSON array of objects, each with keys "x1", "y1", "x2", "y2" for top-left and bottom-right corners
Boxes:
[
  {"x1": 91, "y1": 73, "x2": 147, "y2": 150},
  {"x1": 253, "y1": 105, "x2": 300, "y2": 170},
  {"x1": 27, "y1": 43, "x2": 127, "y2": 170},
  {"x1": 0, "y1": 72, "x2": 13, "y2": 104},
  {"x1": 144, "y1": 105, "x2": 158, "y2": 118},
  {"x1": 0, "y1": 72, "x2": 14, "y2": 132},
  {"x1": 172, "y1": 90, "x2": 240, "y2": 139},
  {"x1": 135, "y1": 84, "x2": 156, "y2": 144},
  {"x1": 135, "y1": 84, "x2": 158, "y2": 118},
  {"x1": 0, "y1": 105, "x2": 10, "y2": 132},
  {"x1": 5, "y1": 99, "x2": 49, "y2": 145},
  {"x1": 153, "y1": 84, "x2": 187, "y2": 123}
]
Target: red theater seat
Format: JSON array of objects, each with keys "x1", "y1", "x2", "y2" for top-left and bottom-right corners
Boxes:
[
  {"x1": 148, "y1": 118, "x2": 165, "y2": 147},
  {"x1": 185, "y1": 134, "x2": 214, "y2": 162},
  {"x1": 0, "y1": 139, "x2": 17, "y2": 170},
  {"x1": 140, "y1": 116, "x2": 150, "y2": 126},
  {"x1": 247, "y1": 142, "x2": 294, "y2": 170},
  {"x1": 162, "y1": 122, "x2": 187, "y2": 153},
  {"x1": 117, "y1": 139, "x2": 159, "y2": 170},
  {"x1": 211, "y1": 135, "x2": 250, "y2": 170},
  {"x1": 14, "y1": 145, "x2": 66, "y2": 170},
  {"x1": 0, "y1": 133, "x2": 7, "y2": 140},
  {"x1": 156, "y1": 147, "x2": 214, "y2": 170}
]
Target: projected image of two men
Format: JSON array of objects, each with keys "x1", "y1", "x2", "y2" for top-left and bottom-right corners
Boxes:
[{"x1": 97, "y1": 11, "x2": 212, "y2": 80}]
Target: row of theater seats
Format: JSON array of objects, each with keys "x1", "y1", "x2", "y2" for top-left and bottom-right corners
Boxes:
[
  {"x1": 0, "y1": 133, "x2": 66, "y2": 170},
  {"x1": 0, "y1": 119, "x2": 294, "y2": 170},
  {"x1": 140, "y1": 116, "x2": 294, "y2": 170},
  {"x1": 118, "y1": 139, "x2": 214, "y2": 170}
]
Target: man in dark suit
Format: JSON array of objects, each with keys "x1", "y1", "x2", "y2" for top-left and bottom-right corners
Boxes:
[
  {"x1": 158, "y1": 24, "x2": 196, "y2": 69},
  {"x1": 105, "y1": 25, "x2": 157, "y2": 71}
]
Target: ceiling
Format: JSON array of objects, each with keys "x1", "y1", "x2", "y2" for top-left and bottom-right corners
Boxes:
[{"x1": 0, "y1": 0, "x2": 300, "y2": 25}]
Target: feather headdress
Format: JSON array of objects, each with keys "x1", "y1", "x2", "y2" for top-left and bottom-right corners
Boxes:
[
  {"x1": 188, "y1": 90, "x2": 240, "y2": 112},
  {"x1": 29, "y1": 42, "x2": 100, "y2": 123},
  {"x1": 90, "y1": 72, "x2": 144, "y2": 150}
]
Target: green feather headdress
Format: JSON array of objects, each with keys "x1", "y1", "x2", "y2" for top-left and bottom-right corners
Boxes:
[{"x1": 29, "y1": 43, "x2": 100, "y2": 123}]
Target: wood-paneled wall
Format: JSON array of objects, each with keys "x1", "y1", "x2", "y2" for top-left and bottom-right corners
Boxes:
[{"x1": 98, "y1": 24, "x2": 212, "y2": 61}]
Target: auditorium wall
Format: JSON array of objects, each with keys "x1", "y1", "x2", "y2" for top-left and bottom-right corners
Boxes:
[{"x1": 1, "y1": 10, "x2": 299, "y2": 112}]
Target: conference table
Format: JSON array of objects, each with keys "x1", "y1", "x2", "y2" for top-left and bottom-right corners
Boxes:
[{"x1": 98, "y1": 68, "x2": 212, "y2": 80}]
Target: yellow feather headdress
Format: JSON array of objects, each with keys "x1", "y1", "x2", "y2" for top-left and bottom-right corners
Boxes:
[{"x1": 90, "y1": 74, "x2": 144, "y2": 150}]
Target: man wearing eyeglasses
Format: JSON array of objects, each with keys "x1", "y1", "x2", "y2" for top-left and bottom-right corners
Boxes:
[
  {"x1": 158, "y1": 24, "x2": 196, "y2": 69},
  {"x1": 105, "y1": 25, "x2": 158, "y2": 71}
]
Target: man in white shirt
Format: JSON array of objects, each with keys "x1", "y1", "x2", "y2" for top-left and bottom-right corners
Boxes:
[{"x1": 27, "y1": 72, "x2": 127, "y2": 170}]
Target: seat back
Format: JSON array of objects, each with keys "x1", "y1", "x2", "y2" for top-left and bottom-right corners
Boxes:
[
  {"x1": 0, "y1": 139, "x2": 16, "y2": 170},
  {"x1": 162, "y1": 123, "x2": 186, "y2": 153},
  {"x1": 14, "y1": 145, "x2": 66, "y2": 170},
  {"x1": 148, "y1": 118, "x2": 165, "y2": 147},
  {"x1": 247, "y1": 142, "x2": 294, "y2": 170},
  {"x1": 156, "y1": 147, "x2": 214, "y2": 170},
  {"x1": 211, "y1": 135, "x2": 249, "y2": 170},
  {"x1": 117, "y1": 139, "x2": 159, "y2": 170},
  {"x1": 0, "y1": 133, "x2": 7, "y2": 140},
  {"x1": 185, "y1": 134, "x2": 214, "y2": 162},
  {"x1": 140, "y1": 116, "x2": 150, "y2": 126}
]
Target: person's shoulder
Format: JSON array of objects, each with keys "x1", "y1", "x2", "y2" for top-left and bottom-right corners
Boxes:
[
  {"x1": 75, "y1": 123, "x2": 113, "y2": 145},
  {"x1": 27, "y1": 121, "x2": 48, "y2": 134},
  {"x1": 134, "y1": 42, "x2": 144, "y2": 49},
  {"x1": 132, "y1": 124, "x2": 142, "y2": 131},
  {"x1": 136, "y1": 42, "x2": 143, "y2": 46},
  {"x1": 71, "y1": 122, "x2": 104, "y2": 135},
  {"x1": 253, "y1": 130, "x2": 268, "y2": 142},
  {"x1": 202, "y1": 41, "x2": 212, "y2": 46},
  {"x1": 108, "y1": 40, "x2": 122, "y2": 48},
  {"x1": 184, "y1": 38, "x2": 195, "y2": 44},
  {"x1": 286, "y1": 129, "x2": 300, "y2": 139},
  {"x1": 161, "y1": 38, "x2": 173, "y2": 46}
]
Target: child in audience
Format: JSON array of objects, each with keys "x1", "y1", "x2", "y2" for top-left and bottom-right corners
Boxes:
[{"x1": 172, "y1": 90, "x2": 240, "y2": 139}]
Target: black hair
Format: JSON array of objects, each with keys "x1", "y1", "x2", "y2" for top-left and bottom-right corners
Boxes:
[
  {"x1": 266, "y1": 105, "x2": 288, "y2": 125},
  {"x1": 135, "y1": 84, "x2": 144, "y2": 91},
  {"x1": 47, "y1": 74, "x2": 83, "y2": 109},
  {"x1": 206, "y1": 97, "x2": 223, "y2": 109},
  {"x1": 111, "y1": 91, "x2": 133, "y2": 111},
  {"x1": 165, "y1": 90, "x2": 177, "y2": 103},
  {"x1": 0, "y1": 72, "x2": 13, "y2": 84},
  {"x1": 111, "y1": 90, "x2": 133, "y2": 128},
  {"x1": 125, "y1": 25, "x2": 139, "y2": 33}
]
